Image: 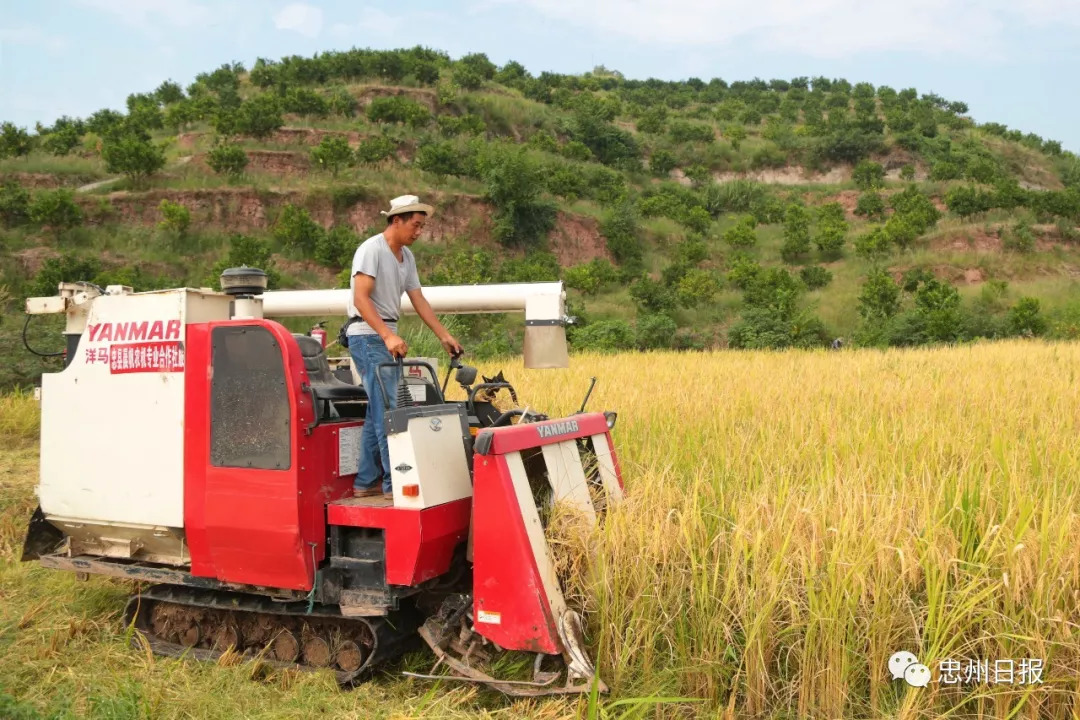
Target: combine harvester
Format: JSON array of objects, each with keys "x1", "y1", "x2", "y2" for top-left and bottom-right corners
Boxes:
[{"x1": 19, "y1": 270, "x2": 623, "y2": 696}]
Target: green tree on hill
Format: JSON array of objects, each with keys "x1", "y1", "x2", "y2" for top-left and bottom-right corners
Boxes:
[
  {"x1": 781, "y1": 203, "x2": 812, "y2": 262},
  {"x1": 0, "y1": 123, "x2": 33, "y2": 159},
  {"x1": 207, "y1": 143, "x2": 248, "y2": 178},
  {"x1": 29, "y1": 189, "x2": 83, "y2": 238},
  {"x1": 814, "y1": 203, "x2": 849, "y2": 260},
  {"x1": 102, "y1": 134, "x2": 166, "y2": 183},
  {"x1": 310, "y1": 136, "x2": 355, "y2": 177},
  {"x1": 478, "y1": 145, "x2": 557, "y2": 248},
  {"x1": 0, "y1": 182, "x2": 31, "y2": 227}
]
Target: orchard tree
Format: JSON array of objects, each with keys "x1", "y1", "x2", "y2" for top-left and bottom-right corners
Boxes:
[
  {"x1": 723, "y1": 215, "x2": 758, "y2": 249},
  {"x1": 815, "y1": 202, "x2": 849, "y2": 260},
  {"x1": 207, "y1": 143, "x2": 248, "y2": 178},
  {"x1": 310, "y1": 136, "x2": 355, "y2": 177},
  {"x1": 853, "y1": 160, "x2": 885, "y2": 190},
  {"x1": 0, "y1": 181, "x2": 31, "y2": 227},
  {"x1": 237, "y1": 94, "x2": 284, "y2": 139},
  {"x1": 42, "y1": 126, "x2": 81, "y2": 156},
  {"x1": 102, "y1": 134, "x2": 166, "y2": 183},
  {"x1": 29, "y1": 189, "x2": 83, "y2": 237},
  {"x1": 780, "y1": 203, "x2": 812, "y2": 261},
  {"x1": 0, "y1": 122, "x2": 33, "y2": 159},
  {"x1": 723, "y1": 124, "x2": 747, "y2": 151},
  {"x1": 157, "y1": 199, "x2": 191, "y2": 237}
]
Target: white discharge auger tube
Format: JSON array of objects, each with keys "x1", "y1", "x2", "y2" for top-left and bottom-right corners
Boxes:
[{"x1": 258, "y1": 282, "x2": 569, "y2": 369}]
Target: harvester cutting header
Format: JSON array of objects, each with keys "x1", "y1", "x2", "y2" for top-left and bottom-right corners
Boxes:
[{"x1": 20, "y1": 271, "x2": 624, "y2": 695}]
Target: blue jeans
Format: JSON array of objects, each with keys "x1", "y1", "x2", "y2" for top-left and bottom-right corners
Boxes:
[{"x1": 348, "y1": 334, "x2": 400, "y2": 493}]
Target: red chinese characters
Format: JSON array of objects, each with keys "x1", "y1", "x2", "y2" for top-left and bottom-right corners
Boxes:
[{"x1": 108, "y1": 342, "x2": 185, "y2": 374}]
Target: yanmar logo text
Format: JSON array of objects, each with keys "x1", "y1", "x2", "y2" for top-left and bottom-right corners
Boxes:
[
  {"x1": 87, "y1": 320, "x2": 182, "y2": 344},
  {"x1": 537, "y1": 420, "x2": 580, "y2": 439}
]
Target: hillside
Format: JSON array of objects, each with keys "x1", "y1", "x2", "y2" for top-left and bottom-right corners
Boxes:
[{"x1": 2, "y1": 46, "x2": 1080, "y2": 388}]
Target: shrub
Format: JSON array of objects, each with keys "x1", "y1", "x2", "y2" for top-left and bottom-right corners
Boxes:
[
  {"x1": 355, "y1": 135, "x2": 398, "y2": 165},
  {"x1": 497, "y1": 251, "x2": 560, "y2": 283},
  {"x1": 669, "y1": 121, "x2": 714, "y2": 144},
  {"x1": 704, "y1": 180, "x2": 766, "y2": 215},
  {"x1": 42, "y1": 127, "x2": 81, "y2": 156},
  {"x1": 676, "y1": 268, "x2": 721, "y2": 308},
  {"x1": 944, "y1": 185, "x2": 993, "y2": 218},
  {"x1": 415, "y1": 141, "x2": 467, "y2": 177},
  {"x1": 723, "y1": 216, "x2": 758, "y2": 249},
  {"x1": 681, "y1": 205, "x2": 712, "y2": 233},
  {"x1": 273, "y1": 204, "x2": 324, "y2": 256},
  {"x1": 327, "y1": 87, "x2": 357, "y2": 117},
  {"x1": 30, "y1": 253, "x2": 102, "y2": 296},
  {"x1": 751, "y1": 144, "x2": 787, "y2": 170},
  {"x1": 0, "y1": 182, "x2": 30, "y2": 227},
  {"x1": 781, "y1": 203, "x2": 812, "y2": 261},
  {"x1": 0, "y1": 122, "x2": 32, "y2": 159},
  {"x1": 29, "y1": 189, "x2": 83, "y2": 235},
  {"x1": 1007, "y1": 297, "x2": 1046, "y2": 337},
  {"x1": 310, "y1": 136, "x2": 355, "y2": 176},
  {"x1": 723, "y1": 124, "x2": 747, "y2": 150},
  {"x1": 1003, "y1": 220, "x2": 1036, "y2": 253},
  {"x1": 282, "y1": 87, "x2": 330, "y2": 118},
  {"x1": 315, "y1": 225, "x2": 357, "y2": 268},
  {"x1": 853, "y1": 160, "x2": 885, "y2": 190},
  {"x1": 854, "y1": 191, "x2": 886, "y2": 220},
  {"x1": 479, "y1": 146, "x2": 556, "y2": 248},
  {"x1": 890, "y1": 185, "x2": 941, "y2": 233},
  {"x1": 206, "y1": 143, "x2": 248, "y2": 177},
  {"x1": 900, "y1": 164, "x2": 916, "y2": 181},
  {"x1": 636, "y1": 314, "x2": 678, "y2": 350},
  {"x1": 571, "y1": 319, "x2": 634, "y2": 352},
  {"x1": 601, "y1": 201, "x2": 644, "y2": 269},
  {"x1": 366, "y1": 96, "x2": 431, "y2": 128},
  {"x1": 650, "y1": 149, "x2": 677, "y2": 177},
  {"x1": 814, "y1": 202, "x2": 848, "y2": 259},
  {"x1": 157, "y1": 199, "x2": 190, "y2": 236},
  {"x1": 564, "y1": 258, "x2": 617, "y2": 296},
  {"x1": 437, "y1": 114, "x2": 486, "y2": 137},
  {"x1": 561, "y1": 141, "x2": 593, "y2": 162},
  {"x1": 102, "y1": 134, "x2": 166, "y2": 182},
  {"x1": 854, "y1": 225, "x2": 893, "y2": 260},
  {"x1": 799, "y1": 265, "x2": 832, "y2": 290},
  {"x1": 236, "y1": 94, "x2": 284, "y2": 139},
  {"x1": 629, "y1": 276, "x2": 676, "y2": 314}
]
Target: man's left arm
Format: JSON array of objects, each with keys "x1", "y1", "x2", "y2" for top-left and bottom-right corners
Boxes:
[{"x1": 406, "y1": 288, "x2": 462, "y2": 356}]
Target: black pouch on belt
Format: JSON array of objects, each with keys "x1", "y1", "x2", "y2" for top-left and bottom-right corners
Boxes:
[{"x1": 337, "y1": 316, "x2": 361, "y2": 348}]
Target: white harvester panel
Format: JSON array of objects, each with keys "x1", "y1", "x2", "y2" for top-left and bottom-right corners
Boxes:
[
  {"x1": 39, "y1": 289, "x2": 229, "y2": 529},
  {"x1": 386, "y1": 405, "x2": 473, "y2": 509}
]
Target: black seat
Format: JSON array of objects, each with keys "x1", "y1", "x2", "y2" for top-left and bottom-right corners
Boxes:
[{"x1": 293, "y1": 335, "x2": 368, "y2": 402}]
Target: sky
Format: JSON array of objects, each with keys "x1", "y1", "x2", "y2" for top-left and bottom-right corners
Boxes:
[{"x1": 1, "y1": 0, "x2": 1078, "y2": 151}]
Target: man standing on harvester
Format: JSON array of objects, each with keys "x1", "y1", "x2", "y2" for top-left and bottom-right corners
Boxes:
[{"x1": 347, "y1": 195, "x2": 462, "y2": 498}]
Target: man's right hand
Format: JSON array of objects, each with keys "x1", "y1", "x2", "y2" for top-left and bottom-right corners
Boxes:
[{"x1": 384, "y1": 333, "x2": 408, "y2": 358}]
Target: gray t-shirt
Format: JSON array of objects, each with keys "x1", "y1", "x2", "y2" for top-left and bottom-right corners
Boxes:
[{"x1": 347, "y1": 233, "x2": 421, "y2": 336}]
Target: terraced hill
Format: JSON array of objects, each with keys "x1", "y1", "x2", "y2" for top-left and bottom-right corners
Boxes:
[{"x1": 2, "y1": 47, "x2": 1079, "y2": 388}]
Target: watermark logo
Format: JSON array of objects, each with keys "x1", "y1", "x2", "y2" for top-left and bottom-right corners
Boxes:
[{"x1": 890, "y1": 651, "x2": 1044, "y2": 688}]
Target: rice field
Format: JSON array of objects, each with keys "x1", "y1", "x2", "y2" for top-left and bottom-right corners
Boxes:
[{"x1": 2, "y1": 342, "x2": 1080, "y2": 718}]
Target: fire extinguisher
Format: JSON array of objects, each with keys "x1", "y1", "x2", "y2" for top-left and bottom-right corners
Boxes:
[{"x1": 309, "y1": 321, "x2": 327, "y2": 348}]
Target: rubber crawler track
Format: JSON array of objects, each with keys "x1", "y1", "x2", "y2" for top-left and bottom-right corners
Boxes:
[{"x1": 123, "y1": 585, "x2": 420, "y2": 685}]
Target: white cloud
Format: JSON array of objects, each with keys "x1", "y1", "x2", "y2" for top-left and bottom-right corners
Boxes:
[
  {"x1": 330, "y1": 7, "x2": 411, "y2": 39},
  {"x1": 515, "y1": 0, "x2": 1080, "y2": 58},
  {"x1": 273, "y1": 3, "x2": 324, "y2": 38},
  {"x1": 0, "y1": 24, "x2": 68, "y2": 52},
  {"x1": 74, "y1": 0, "x2": 212, "y2": 29}
]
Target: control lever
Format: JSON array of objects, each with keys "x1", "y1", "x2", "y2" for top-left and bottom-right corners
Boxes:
[{"x1": 441, "y1": 349, "x2": 464, "y2": 397}]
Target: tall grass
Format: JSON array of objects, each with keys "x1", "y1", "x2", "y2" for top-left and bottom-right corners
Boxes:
[
  {"x1": 2, "y1": 343, "x2": 1079, "y2": 717},
  {"x1": 0, "y1": 390, "x2": 40, "y2": 442}
]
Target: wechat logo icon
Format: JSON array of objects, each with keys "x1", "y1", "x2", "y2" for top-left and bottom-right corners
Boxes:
[{"x1": 889, "y1": 651, "x2": 931, "y2": 688}]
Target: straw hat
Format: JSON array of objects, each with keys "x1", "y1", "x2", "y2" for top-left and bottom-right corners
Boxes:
[{"x1": 380, "y1": 194, "x2": 435, "y2": 218}]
